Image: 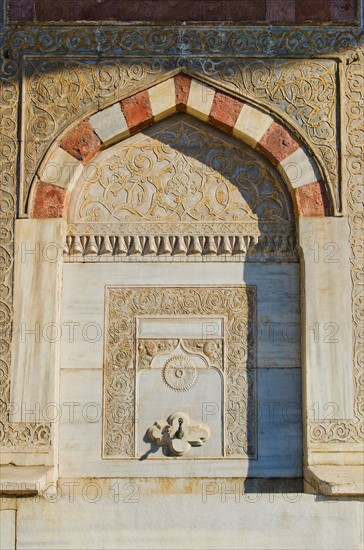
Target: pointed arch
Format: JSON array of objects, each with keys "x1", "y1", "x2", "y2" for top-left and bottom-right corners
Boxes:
[{"x1": 29, "y1": 74, "x2": 333, "y2": 219}]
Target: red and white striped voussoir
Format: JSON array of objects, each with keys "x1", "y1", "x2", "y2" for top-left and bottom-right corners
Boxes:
[{"x1": 32, "y1": 75, "x2": 330, "y2": 219}]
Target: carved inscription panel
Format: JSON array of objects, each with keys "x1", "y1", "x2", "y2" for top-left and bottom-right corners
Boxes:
[{"x1": 103, "y1": 286, "x2": 256, "y2": 459}]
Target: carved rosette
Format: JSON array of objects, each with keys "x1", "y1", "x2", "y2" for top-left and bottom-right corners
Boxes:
[{"x1": 162, "y1": 355, "x2": 198, "y2": 392}]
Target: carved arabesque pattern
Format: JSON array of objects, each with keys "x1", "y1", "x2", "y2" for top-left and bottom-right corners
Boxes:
[
  {"x1": 184, "y1": 339, "x2": 223, "y2": 368},
  {"x1": 0, "y1": 70, "x2": 52, "y2": 449},
  {"x1": 208, "y1": 60, "x2": 338, "y2": 206},
  {"x1": 22, "y1": 56, "x2": 340, "y2": 213},
  {"x1": 137, "y1": 339, "x2": 179, "y2": 370},
  {"x1": 22, "y1": 58, "x2": 174, "y2": 209},
  {"x1": 308, "y1": 50, "x2": 364, "y2": 444},
  {"x1": 104, "y1": 286, "x2": 256, "y2": 458},
  {"x1": 0, "y1": 25, "x2": 362, "y2": 449},
  {"x1": 137, "y1": 339, "x2": 223, "y2": 370},
  {"x1": 71, "y1": 118, "x2": 292, "y2": 225},
  {"x1": 2, "y1": 27, "x2": 362, "y2": 61}
]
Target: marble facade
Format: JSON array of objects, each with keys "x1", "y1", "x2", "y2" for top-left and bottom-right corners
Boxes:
[{"x1": 0, "y1": 3, "x2": 363, "y2": 547}]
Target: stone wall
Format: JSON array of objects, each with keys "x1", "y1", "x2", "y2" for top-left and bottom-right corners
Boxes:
[
  {"x1": 8, "y1": 0, "x2": 360, "y2": 23},
  {"x1": 0, "y1": 0, "x2": 363, "y2": 548}
]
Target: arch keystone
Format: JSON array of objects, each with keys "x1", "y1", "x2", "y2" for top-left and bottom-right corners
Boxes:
[{"x1": 148, "y1": 78, "x2": 176, "y2": 121}]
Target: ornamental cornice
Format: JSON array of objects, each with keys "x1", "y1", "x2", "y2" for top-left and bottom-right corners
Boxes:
[{"x1": 1, "y1": 26, "x2": 363, "y2": 63}]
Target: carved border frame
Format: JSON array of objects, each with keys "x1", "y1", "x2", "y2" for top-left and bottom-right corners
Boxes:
[{"x1": 103, "y1": 285, "x2": 257, "y2": 459}]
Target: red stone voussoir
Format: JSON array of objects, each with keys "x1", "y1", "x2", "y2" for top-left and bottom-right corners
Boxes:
[
  {"x1": 174, "y1": 74, "x2": 192, "y2": 112},
  {"x1": 257, "y1": 122, "x2": 300, "y2": 165},
  {"x1": 295, "y1": 181, "x2": 329, "y2": 217},
  {"x1": 60, "y1": 121, "x2": 101, "y2": 164},
  {"x1": 209, "y1": 92, "x2": 243, "y2": 133},
  {"x1": 120, "y1": 91, "x2": 153, "y2": 133},
  {"x1": 32, "y1": 182, "x2": 69, "y2": 219}
]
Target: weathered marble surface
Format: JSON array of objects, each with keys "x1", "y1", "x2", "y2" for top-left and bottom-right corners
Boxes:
[
  {"x1": 58, "y1": 367, "x2": 301, "y2": 478},
  {"x1": 60, "y1": 262, "x2": 300, "y2": 371},
  {"x1": 10, "y1": 220, "x2": 66, "y2": 422},
  {"x1": 0, "y1": 466, "x2": 54, "y2": 495},
  {"x1": 0, "y1": 509, "x2": 16, "y2": 550},
  {"x1": 306, "y1": 465, "x2": 364, "y2": 496},
  {"x1": 15, "y1": 491, "x2": 363, "y2": 550},
  {"x1": 299, "y1": 217, "x2": 353, "y2": 420}
]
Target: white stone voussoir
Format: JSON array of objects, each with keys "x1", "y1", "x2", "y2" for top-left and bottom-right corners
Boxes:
[
  {"x1": 186, "y1": 79, "x2": 216, "y2": 121},
  {"x1": 279, "y1": 147, "x2": 319, "y2": 189},
  {"x1": 233, "y1": 105, "x2": 274, "y2": 147},
  {"x1": 39, "y1": 147, "x2": 83, "y2": 189},
  {"x1": 148, "y1": 78, "x2": 177, "y2": 122},
  {"x1": 89, "y1": 103, "x2": 129, "y2": 143}
]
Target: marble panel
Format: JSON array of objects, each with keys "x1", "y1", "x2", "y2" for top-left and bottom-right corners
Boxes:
[
  {"x1": 137, "y1": 318, "x2": 224, "y2": 339},
  {"x1": 137, "y1": 367, "x2": 223, "y2": 458},
  {"x1": 0, "y1": 510, "x2": 16, "y2": 550},
  {"x1": 299, "y1": 218, "x2": 353, "y2": 419},
  {"x1": 16, "y1": 492, "x2": 363, "y2": 550},
  {"x1": 10, "y1": 219, "x2": 66, "y2": 422},
  {"x1": 58, "y1": 366, "x2": 301, "y2": 478},
  {"x1": 249, "y1": 368, "x2": 302, "y2": 477},
  {"x1": 58, "y1": 370, "x2": 103, "y2": 478},
  {"x1": 61, "y1": 262, "x2": 300, "y2": 370}
]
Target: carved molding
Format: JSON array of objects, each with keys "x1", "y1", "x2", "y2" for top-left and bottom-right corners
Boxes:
[
  {"x1": 1, "y1": 27, "x2": 362, "y2": 62},
  {"x1": 104, "y1": 286, "x2": 256, "y2": 458},
  {"x1": 63, "y1": 233, "x2": 298, "y2": 262}
]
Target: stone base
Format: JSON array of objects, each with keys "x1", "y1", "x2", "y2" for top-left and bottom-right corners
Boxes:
[
  {"x1": 305, "y1": 465, "x2": 364, "y2": 496},
  {"x1": 0, "y1": 466, "x2": 55, "y2": 496},
  {"x1": 3, "y1": 486, "x2": 362, "y2": 549}
]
